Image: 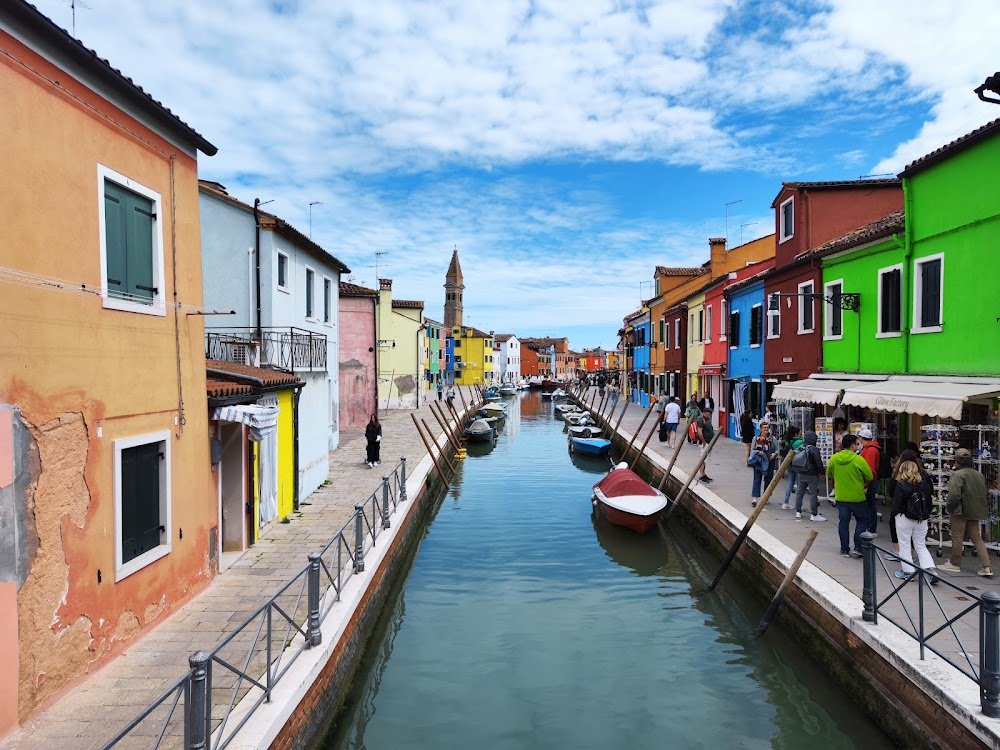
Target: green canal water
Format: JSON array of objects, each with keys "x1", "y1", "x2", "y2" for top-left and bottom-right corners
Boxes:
[{"x1": 322, "y1": 393, "x2": 895, "y2": 749}]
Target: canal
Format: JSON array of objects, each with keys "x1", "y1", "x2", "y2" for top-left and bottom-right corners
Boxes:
[{"x1": 322, "y1": 393, "x2": 895, "y2": 749}]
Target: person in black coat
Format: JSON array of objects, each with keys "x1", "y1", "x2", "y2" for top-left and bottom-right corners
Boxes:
[
  {"x1": 365, "y1": 414, "x2": 382, "y2": 468},
  {"x1": 888, "y1": 459, "x2": 936, "y2": 579}
]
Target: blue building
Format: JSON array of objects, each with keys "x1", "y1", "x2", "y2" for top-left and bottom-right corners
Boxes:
[
  {"x1": 444, "y1": 336, "x2": 455, "y2": 385},
  {"x1": 631, "y1": 310, "x2": 651, "y2": 406},
  {"x1": 725, "y1": 271, "x2": 768, "y2": 437}
]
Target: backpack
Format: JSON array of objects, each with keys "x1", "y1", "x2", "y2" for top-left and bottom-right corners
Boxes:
[
  {"x1": 877, "y1": 447, "x2": 892, "y2": 479},
  {"x1": 791, "y1": 446, "x2": 811, "y2": 472},
  {"x1": 688, "y1": 421, "x2": 700, "y2": 444},
  {"x1": 906, "y1": 486, "x2": 930, "y2": 521}
]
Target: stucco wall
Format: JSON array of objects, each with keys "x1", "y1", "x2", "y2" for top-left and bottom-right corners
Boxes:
[
  {"x1": 1, "y1": 34, "x2": 216, "y2": 722},
  {"x1": 339, "y1": 297, "x2": 376, "y2": 429},
  {"x1": 726, "y1": 282, "x2": 767, "y2": 434}
]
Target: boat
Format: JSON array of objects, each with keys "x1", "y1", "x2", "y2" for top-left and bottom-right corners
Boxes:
[
  {"x1": 592, "y1": 464, "x2": 670, "y2": 534},
  {"x1": 553, "y1": 403, "x2": 577, "y2": 414},
  {"x1": 568, "y1": 425, "x2": 603, "y2": 439},
  {"x1": 541, "y1": 379, "x2": 562, "y2": 390},
  {"x1": 485, "y1": 386, "x2": 502, "y2": 402},
  {"x1": 480, "y1": 402, "x2": 507, "y2": 416},
  {"x1": 551, "y1": 388, "x2": 568, "y2": 400},
  {"x1": 465, "y1": 418, "x2": 495, "y2": 443},
  {"x1": 499, "y1": 384, "x2": 517, "y2": 395},
  {"x1": 565, "y1": 412, "x2": 595, "y2": 426},
  {"x1": 570, "y1": 437, "x2": 612, "y2": 457}
]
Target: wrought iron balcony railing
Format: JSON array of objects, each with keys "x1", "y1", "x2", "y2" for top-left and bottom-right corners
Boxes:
[{"x1": 206, "y1": 327, "x2": 328, "y2": 373}]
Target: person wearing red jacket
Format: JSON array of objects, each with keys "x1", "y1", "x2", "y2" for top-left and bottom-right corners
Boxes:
[{"x1": 858, "y1": 429, "x2": 882, "y2": 535}]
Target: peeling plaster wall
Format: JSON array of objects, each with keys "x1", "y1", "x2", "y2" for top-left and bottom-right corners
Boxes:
[{"x1": 338, "y1": 297, "x2": 376, "y2": 429}]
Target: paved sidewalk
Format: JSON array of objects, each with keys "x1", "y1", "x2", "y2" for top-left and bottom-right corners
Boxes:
[{"x1": 5, "y1": 389, "x2": 474, "y2": 750}]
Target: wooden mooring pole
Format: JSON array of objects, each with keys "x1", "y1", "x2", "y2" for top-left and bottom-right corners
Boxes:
[
  {"x1": 755, "y1": 529, "x2": 819, "y2": 636},
  {"x1": 411, "y1": 413, "x2": 449, "y2": 484},
  {"x1": 628, "y1": 415, "x2": 662, "y2": 471},
  {"x1": 656, "y1": 433, "x2": 687, "y2": 491},
  {"x1": 620, "y1": 402, "x2": 656, "y2": 464},
  {"x1": 422, "y1": 418, "x2": 456, "y2": 472},
  {"x1": 661, "y1": 430, "x2": 722, "y2": 522}
]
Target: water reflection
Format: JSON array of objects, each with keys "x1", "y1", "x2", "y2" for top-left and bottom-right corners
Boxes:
[{"x1": 591, "y1": 513, "x2": 668, "y2": 576}]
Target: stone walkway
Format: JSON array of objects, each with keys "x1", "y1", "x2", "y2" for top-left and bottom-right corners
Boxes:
[{"x1": 5, "y1": 388, "x2": 477, "y2": 750}]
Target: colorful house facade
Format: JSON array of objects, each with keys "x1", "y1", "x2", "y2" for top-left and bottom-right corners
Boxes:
[
  {"x1": 494, "y1": 334, "x2": 521, "y2": 382},
  {"x1": 424, "y1": 317, "x2": 443, "y2": 389},
  {"x1": 451, "y1": 326, "x2": 494, "y2": 385},
  {"x1": 338, "y1": 282, "x2": 379, "y2": 429},
  {"x1": 725, "y1": 271, "x2": 769, "y2": 436},
  {"x1": 0, "y1": 0, "x2": 217, "y2": 728},
  {"x1": 376, "y1": 280, "x2": 424, "y2": 408}
]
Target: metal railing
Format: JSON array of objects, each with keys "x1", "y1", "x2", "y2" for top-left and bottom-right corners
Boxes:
[
  {"x1": 206, "y1": 327, "x2": 328, "y2": 372},
  {"x1": 860, "y1": 531, "x2": 1000, "y2": 717},
  {"x1": 103, "y1": 459, "x2": 408, "y2": 750}
]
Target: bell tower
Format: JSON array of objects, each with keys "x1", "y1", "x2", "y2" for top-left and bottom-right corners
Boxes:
[{"x1": 444, "y1": 247, "x2": 464, "y2": 329}]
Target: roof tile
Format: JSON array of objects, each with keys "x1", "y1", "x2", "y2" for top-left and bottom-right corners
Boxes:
[
  {"x1": 796, "y1": 210, "x2": 904, "y2": 260},
  {"x1": 900, "y1": 118, "x2": 1000, "y2": 177}
]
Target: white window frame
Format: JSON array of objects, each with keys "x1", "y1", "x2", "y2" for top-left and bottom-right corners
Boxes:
[
  {"x1": 824, "y1": 279, "x2": 844, "y2": 341},
  {"x1": 674, "y1": 318, "x2": 680, "y2": 349},
  {"x1": 912, "y1": 253, "x2": 944, "y2": 334},
  {"x1": 322, "y1": 276, "x2": 333, "y2": 325},
  {"x1": 797, "y1": 280, "x2": 815, "y2": 334},
  {"x1": 276, "y1": 252, "x2": 290, "y2": 293},
  {"x1": 877, "y1": 263, "x2": 904, "y2": 339},
  {"x1": 767, "y1": 302, "x2": 781, "y2": 339},
  {"x1": 97, "y1": 164, "x2": 166, "y2": 317},
  {"x1": 689, "y1": 314, "x2": 695, "y2": 344},
  {"x1": 750, "y1": 303, "x2": 763, "y2": 348},
  {"x1": 779, "y1": 196, "x2": 794, "y2": 244},
  {"x1": 719, "y1": 299, "x2": 727, "y2": 341},
  {"x1": 304, "y1": 265, "x2": 316, "y2": 321},
  {"x1": 114, "y1": 430, "x2": 172, "y2": 582},
  {"x1": 705, "y1": 305, "x2": 712, "y2": 344}
]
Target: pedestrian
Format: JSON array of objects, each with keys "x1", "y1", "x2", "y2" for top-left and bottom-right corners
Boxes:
[
  {"x1": 889, "y1": 459, "x2": 936, "y2": 581},
  {"x1": 739, "y1": 409, "x2": 756, "y2": 460},
  {"x1": 446, "y1": 385, "x2": 455, "y2": 410},
  {"x1": 684, "y1": 394, "x2": 701, "y2": 442},
  {"x1": 884, "y1": 449, "x2": 926, "y2": 561},
  {"x1": 696, "y1": 408, "x2": 715, "y2": 483},
  {"x1": 938, "y1": 448, "x2": 994, "y2": 577},
  {"x1": 437, "y1": 380, "x2": 443, "y2": 401},
  {"x1": 365, "y1": 414, "x2": 382, "y2": 468},
  {"x1": 793, "y1": 431, "x2": 826, "y2": 521},
  {"x1": 826, "y1": 434, "x2": 872, "y2": 558},
  {"x1": 664, "y1": 396, "x2": 681, "y2": 448},
  {"x1": 747, "y1": 422, "x2": 778, "y2": 507},
  {"x1": 857, "y1": 428, "x2": 884, "y2": 534},
  {"x1": 780, "y1": 425, "x2": 803, "y2": 510},
  {"x1": 700, "y1": 393, "x2": 715, "y2": 413},
  {"x1": 610, "y1": 384, "x2": 619, "y2": 407}
]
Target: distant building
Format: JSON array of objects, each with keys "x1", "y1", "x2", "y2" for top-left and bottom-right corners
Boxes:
[
  {"x1": 451, "y1": 325, "x2": 495, "y2": 385},
  {"x1": 443, "y1": 248, "x2": 464, "y2": 330},
  {"x1": 339, "y1": 282, "x2": 379, "y2": 429},
  {"x1": 376, "y1": 280, "x2": 424, "y2": 409},
  {"x1": 494, "y1": 334, "x2": 521, "y2": 382}
]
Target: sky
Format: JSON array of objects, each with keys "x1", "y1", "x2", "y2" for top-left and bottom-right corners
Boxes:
[{"x1": 33, "y1": 0, "x2": 1000, "y2": 351}]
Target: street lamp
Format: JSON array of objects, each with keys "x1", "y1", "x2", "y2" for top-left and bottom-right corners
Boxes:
[{"x1": 976, "y1": 73, "x2": 1000, "y2": 104}]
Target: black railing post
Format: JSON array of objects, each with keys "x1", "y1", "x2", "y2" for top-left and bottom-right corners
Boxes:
[
  {"x1": 186, "y1": 651, "x2": 211, "y2": 750},
  {"x1": 861, "y1": 531, "x2": 877, "y2": 623},
  {"x1": 918, "y1": 568, "x2": 926, "y2": 660},
  {"x1": 354, "y1": 506, "x2": 365, "y2": 573},
  {"x1": 382, "y1": 476, "x2": 391, "y2": 529},
  {"x1": 399, "y1": 458, "x2": 407, "y2": 504},
  {"x1": 982, "y1": 591, "x2": 1000, "y2": 717},
  {"x1": 306, "y1": 551, "x2": 322, "y2": 648}
]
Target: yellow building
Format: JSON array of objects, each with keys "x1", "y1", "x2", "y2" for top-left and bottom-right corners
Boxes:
[
  {"x1": 685, "y1": 289, "x2": 708, "y2": 398},
  {"x1": 452, "y1": 326, "x2": 495, "y2": 385},
  {"x1": 0, "y1": 2, "x2": 217, "y2": 728},
  {"x1": 376, "y1": 279, "x2": 425, "y2": 409}
]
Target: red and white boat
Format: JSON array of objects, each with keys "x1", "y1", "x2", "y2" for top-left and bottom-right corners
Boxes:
[{"x1": 592, "y1": 464, "x2": 669, "y2": 534}]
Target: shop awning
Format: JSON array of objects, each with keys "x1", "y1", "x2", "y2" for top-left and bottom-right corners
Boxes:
[
  {"x1": 770, "y1": 377, "x2": 873, "y2": 406},
  {"x1": 698, "y1": 364, "x2": 724, "y2": 374},
  {"x1": 212, "y1": 404, "x2": 280, "y2": 441},
  {"x1": 840, "y1": 379, "x2": 1000, "y2": 420}
]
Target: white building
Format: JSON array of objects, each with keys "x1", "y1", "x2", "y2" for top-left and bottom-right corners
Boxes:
[{"x1": 494, "y1": 334, "x2": 521, "y2": 382}]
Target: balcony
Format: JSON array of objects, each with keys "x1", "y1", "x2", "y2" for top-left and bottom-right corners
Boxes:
[{"x1": 206, "y1": 327, "x2": 327, "y2": 373}]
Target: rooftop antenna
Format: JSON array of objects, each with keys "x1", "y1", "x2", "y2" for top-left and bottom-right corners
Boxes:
[
  {"x1": 859, "y1": 173, "x2": 895, "y2": 179},
  {"x1": 739, "y1": 222, "x2": 757, "y2": 246},
  {"x1": 373, "y1": 250, "x2": 388, "y2": 282},
  {"x1": 308, "y1": 201, "x2": 322, "y2": 239},
  {"x1": 725, "y1": 199, "x2": 742, "y2": 250},
  {"x1": 56, "y1": 0, "x2": 90, "y2": 36}
]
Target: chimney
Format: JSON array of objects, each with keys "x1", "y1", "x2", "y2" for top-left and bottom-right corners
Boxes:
[
  {"x1": 379, "y1": 278, "x2": 392, "y2": 290},
  {"x1": 709, "y1": 237, "x2": 727, "y2": 278}
]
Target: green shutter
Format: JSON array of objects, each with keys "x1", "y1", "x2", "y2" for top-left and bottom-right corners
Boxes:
[
  {"x1": 121, "y1": 443, "x2": 161, "y2": 564},
  {"x1": 126, "y1": 193, "x2": 155, "y2": 302},
  {"x1": 104, "y1": 182, "x2": 128, "y2": 297}
]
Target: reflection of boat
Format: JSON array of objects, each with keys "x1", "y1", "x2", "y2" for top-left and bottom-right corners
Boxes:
[
  {"x1": 570, "y1": 437, "x2": 611, "y2": 456},
  {"x1": 568, "y1": 425, "x2": 603, "y2": 439},
  {"x1": 591, "y1": 513, "x2": 667, "y2": 576},
  {"x1": 465, "y1": 419, "x2": 495, "y2": 442},
  {"x1": 540, "y1": 391, "x2": 555, "y2": 401},
  {"x1": 592, "y1": 465, "x2": 669, "y2": 534},
  {"x1": 570, "y1": 448, "x2": 614, "y2": 475}
]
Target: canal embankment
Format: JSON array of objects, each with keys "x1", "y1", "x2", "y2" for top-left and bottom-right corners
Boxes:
[{"x1": 574, "y1": 386, "x2": 1000, "y2": 750}]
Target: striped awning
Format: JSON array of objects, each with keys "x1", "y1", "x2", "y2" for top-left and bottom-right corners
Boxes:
[{"x1": 212, "y1": 405, "x2": 279, "y2": 441}]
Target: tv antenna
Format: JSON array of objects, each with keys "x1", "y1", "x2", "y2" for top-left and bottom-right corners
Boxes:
[
  {"x1": 739, "y1": 222, "x2": 757, "y2": 246},
  {"x1": 725, "y1": 199, "x2": 742, "y2": 250},
  {"x1": 308, "y1": 201, "x2": 322, "y2": 239},
  {"x1": 56, "y1": 0, "x2": 90, "y2": 36}
]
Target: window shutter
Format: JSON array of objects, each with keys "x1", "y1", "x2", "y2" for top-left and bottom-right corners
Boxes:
[
  {"x1": 729, "y1": 310, "x2": 740, "y2": 347},
  {"x1": 921, "y1": 260, "x2": 941, "y2": 327},
  {"x1": 882, "y1": 270, "x2": 901, "y2": 333},
  {"x1": 121, "y1": 443, "x2": 161, "y2": 564},
  {"x1": 126, "y1": 195, "x2": 155, "y2": 302},
  {"x1": 830, "y1": 285, "x2": 843, "y2": 336},
  {"x1": 103, "y1": 182, "x2": 128, "y2": 297}
]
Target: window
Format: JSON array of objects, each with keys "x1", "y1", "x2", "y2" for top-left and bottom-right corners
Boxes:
[
  {"x1": 659, "y1": 319, "x2": 664, "y2": 347},
  {"x1": 455, "y1": 339, "x2": 462, "y2": 348},
  {"x1": 878, "y1": 265, "x2": 902, "y2": 336},
  {"x1": 697, "y1": 310, "x2": 704, "y2": 343},
  {"x1": 456, "y1": 355, "x2": 462, "y2": 363},
  {"x1": 719, "y1": 300, "x2": 727, "y2": 341},
  {"x1": 767, "y1": 303, "x2": 780, "y2": 339},
  {"x1": 323, "y1": 277, "x2": 332, "y2": 323},
  {"x1": 750, "y1": 304, "x2": 763, "y2": 346},
  {"x1": 277, "y1": 253, "x2": 289, "y2": 291},
  {"x1": 689, "y1": 314, "x2": 695, "y2": 343},
  {"x1": 664, "y1": 321, "x2": 671, "y2": 350},
  {"x1": 914, "y1": 254, "x2": 944, "y2": 332},
  {"x1": 674, "y1": 319, "x2": 680, "y2": 349},
  {"x1": 115, "y1": 431, "x2": 171, "y2": 581},
  {"x1": 797, "y1": 281, "x2": 815, "y2": 333},
  {"x1": 779, "y1": 196, "x2": 794, "y2": 243},
  {"x1": 305, "y1": 268, "x2": 315, "y2": 318},
  {"x1": 729, "y1": 310, "x2": 740, "y2": 348},
  {"x1": 99, "y1": 165, "x2": 165, "y2": 316},
  {"x1": 825, "y1": 280, "x2": 843, "y2": 339},
  {"x1": 445, "y1": 354, "x2": 451, "y2": 363},
  {"x1": 705, "y1": 305, "x2": 712, "y2": 344}
]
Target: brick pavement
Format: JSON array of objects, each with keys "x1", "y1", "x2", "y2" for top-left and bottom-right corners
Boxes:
[{"x1": 4, "y1": 388, "x2": 477, "y2": 750}]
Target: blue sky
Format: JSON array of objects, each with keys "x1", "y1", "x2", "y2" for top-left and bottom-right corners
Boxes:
[{"x1": 33, "y1": 0, "x2": 1000, "y2": 351}]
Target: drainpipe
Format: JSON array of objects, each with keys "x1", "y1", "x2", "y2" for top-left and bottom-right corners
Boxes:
[
  {"x1": 415, "y1": 325, "x2": 421, "y2": 407},
  {"x1": 372, "y1": 296, "x2": 379, "y2": 415},
  {"x1": 253, "y1": 199, "x2": 263, "y2": 339},
  {"x1": 293, "y1": 384, "x2": 302, "y2": 510},
  {"x1": 901, "y1": 181, "x2": 914, "y2": 375}
]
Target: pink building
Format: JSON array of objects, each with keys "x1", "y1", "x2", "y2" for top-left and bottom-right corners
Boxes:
[{"x1": 338, "y1": 282, "x2": 378, "y2": 429}]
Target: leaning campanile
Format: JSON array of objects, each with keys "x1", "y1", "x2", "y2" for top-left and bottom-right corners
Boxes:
[{"x1": 444, "y1": 247, "x2": 464, "y2": 329}]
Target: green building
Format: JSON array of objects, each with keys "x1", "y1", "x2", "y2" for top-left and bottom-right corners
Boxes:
[{"x1": 425, "y1": 317, "x2": 442, "y2": 387}]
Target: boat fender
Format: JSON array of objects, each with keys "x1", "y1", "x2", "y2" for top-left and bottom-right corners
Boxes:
[{"x1": 615, "y1": 461, "x2": 628, "y2": 471}]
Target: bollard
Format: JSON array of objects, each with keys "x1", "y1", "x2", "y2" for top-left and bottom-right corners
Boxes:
[
  {"x1": 306, "y1": 552, "x2": 322, "y2": 647},
  {"x1": 861, "y1": 531, "x2": 877, "y2": 623},
  {"x1": 982, "y1": 591, "x2": 1000, "y2": 717},
  {"x1": 186, "y1": 651, "x2": 211, "y2": 750},
  {"x1": 354, "y1": 505, "x2": 365, "y2": 573},
  {"x1": 400, "y1": 457, "x2": 407, "y2": 504},
  {"x1": 382, "y1": 476, "x2": 391, "y2": 529}
]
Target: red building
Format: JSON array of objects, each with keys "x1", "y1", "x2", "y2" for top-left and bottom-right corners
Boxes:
[
  {"x1": 660, "y1": 302, "x2": 687, "y2": 400},
  {"x1": 521, "y1": 344, "x2": 540, "y2": 377},
  {"x1": 762, "y1": 180, "x2": 903, "y2": 388}
]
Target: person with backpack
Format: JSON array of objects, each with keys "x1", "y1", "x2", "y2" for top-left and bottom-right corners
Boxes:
[
  {"x1": 889, "y1": 460, "x2": 936, "y2": 581},
  {"x1": 779, "y1": 426, "x2": 803, "y2": 510},
  {"x1": 792, "y1": 431, "x2": 826, "y2": 521},
  {"x1": 827, "y1": 434, "x2": 873, "y2": 557},
  {"x1": 696, "y1": 407, "x2": 715, "y2": 483},
  {"x1": 747, "y1": 422, "x2": 778, "y2": 507},
  {"x1": 858, "y1": 428, "x2": 888, "y2": 534}
]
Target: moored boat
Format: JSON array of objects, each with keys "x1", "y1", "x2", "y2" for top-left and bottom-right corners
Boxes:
[
  {"x1": 480, "y1": 402, "x2": 507, "y2": 416},
  {"x1": 465, "y1": 418, "x2": 495, "y2": 443},
  {"x1": 570, "y1": 437, "x2": 612, "y2": 457},
  {"x1": 568, "y1": 425, "x2": 603, "y2": 439},
  {"x1": 592, "y1": 465, "x2": 669, "y2": 534},
  {"x1": 565, "y1": 412, "x2": 595, "y2": 426},
  {"x1": 551, "y1": 388, "x2": 568, "y2": 400},
  {"x1": 500, "y1": 384, "x2": 517, "y2": 395}
]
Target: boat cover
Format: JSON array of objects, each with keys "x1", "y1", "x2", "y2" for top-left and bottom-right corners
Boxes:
[
  {"x1": 593, "y1": 468, "x2": 668, "y2": 516},
  {"x1": 595, "y1": 469, "x2": 657, "y2": 498}
]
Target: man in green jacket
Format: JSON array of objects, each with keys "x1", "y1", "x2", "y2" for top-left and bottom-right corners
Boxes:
[
  {"x1": 826, "y1": 434, "x2": 873, "y2": 558},
  {"x1": 939, "y1": 448, "x2": 993, "y2": 577}
]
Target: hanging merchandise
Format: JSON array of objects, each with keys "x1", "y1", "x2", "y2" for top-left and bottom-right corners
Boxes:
[{"x1": 921, "y1": 423, "x2": 960, "y2": 556}]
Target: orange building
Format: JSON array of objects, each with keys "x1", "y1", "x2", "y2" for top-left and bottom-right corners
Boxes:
[{"x1": 0, "y1": 2, "x2": 217, "y2": 731}]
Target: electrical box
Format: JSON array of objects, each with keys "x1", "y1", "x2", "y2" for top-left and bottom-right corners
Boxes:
[{"x1": 210, "y1": 438, "x2": 223, "y2": 465}]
